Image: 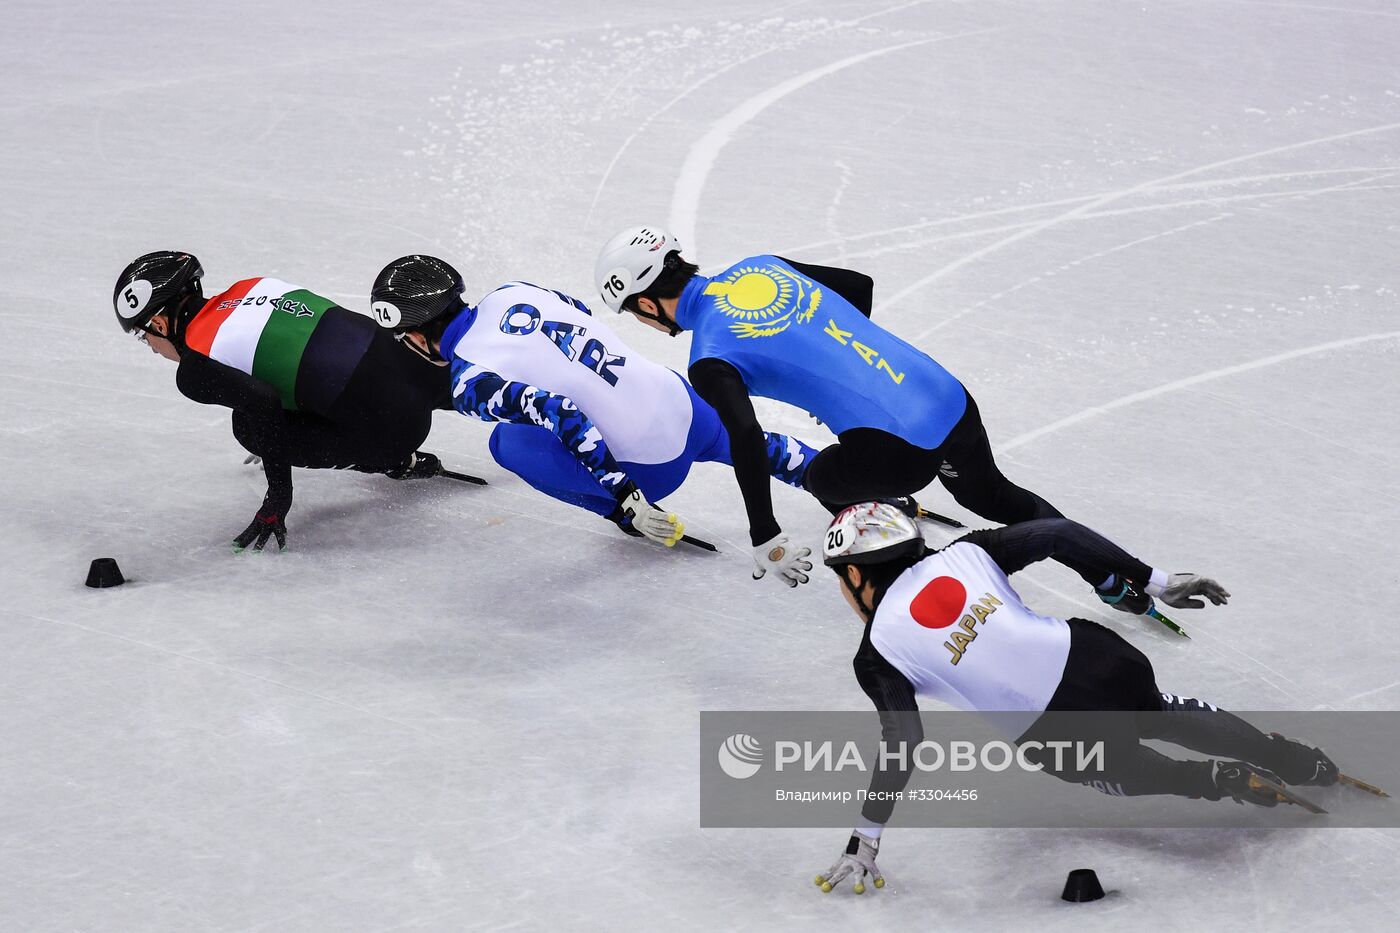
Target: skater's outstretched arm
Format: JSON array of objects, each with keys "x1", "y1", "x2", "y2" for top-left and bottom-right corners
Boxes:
[
  {"x1": 960, "y1": 518, "x2": 1163, "y2": 591},
  {"x1": 960, "y1": 519, "x2": 1230, "y2": 609},
  {"x1": 691, "y1": 357, "x2": 814, "y2": 584},
  {"x1": 177, "y1": 352, "x2": 297, "y2": 550},
  {"x1": 816, "y1": 630, "x2": 919, "y2": 894},
  {"x1": 689, "y1": 357, "x2": 780, "y2": 545},
  {"x1": 853, "y1": 630, "x2": 922, "y2": 826}
]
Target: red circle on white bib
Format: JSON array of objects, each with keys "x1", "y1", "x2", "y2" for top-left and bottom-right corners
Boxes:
[{"x1": 910, "y1": 576, "x2": 968, "y2": 629}]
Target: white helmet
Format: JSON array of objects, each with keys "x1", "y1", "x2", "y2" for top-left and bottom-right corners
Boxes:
[
  {"x1": 823, "y1": 502, "x2": 927, "y2": 567},
  {"x1": 595, "y1": 225, "x2": 683, "y2": 312}
]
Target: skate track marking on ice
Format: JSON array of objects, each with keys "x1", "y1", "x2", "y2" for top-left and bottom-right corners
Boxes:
[
  {"x1": 772, "y1": 165, "x2": 1400, "y2": 258},
  {"x1": 1342, "y1": 679, "x2": 1400, "y2": 704},
  {"x1": 909, "y1": 171, "x2": 1399, "y2": 329},
  {"x1": 994, "y1": 331, "x2": 1400, "y2": 455},
  {"x1": 823, "y1": 177, "x2": 1400, "y2": 264},
  {"x1": 889, "y1": 119, "x2": 1400, "y2": 335},
  {"x1": 668, "y1": 26, "x2": 1005, "y2": 255},
  {"x1": 1220, "y1": 0, "x2": 1400, "y2": 20},
  {"x1": 583, "y1": 0, "x2": 943, "y2": 226}
]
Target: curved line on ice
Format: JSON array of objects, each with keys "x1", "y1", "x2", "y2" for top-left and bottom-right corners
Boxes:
[
  {"x1": 829, "y1": 180, "x2": 1400, "y2": 264},
  {"x1": 995, "y1": 330, "x2": 1400, "y2": 455},
  {"x1": 905, "y1": 171, "x2": 1400, "y2": 335},
  {"x1": 768, "y1": 165, "x2": 1400, "y2": 258},
  {"x1": 583, "y1": 0, "x2": 941, "y2": 228},
  {"x1": 667, "y1": 26, "x2": 1005, "y2": 257},
  {"x1": 886, "y1": 120, "x2": 1400, "y2": 317},
  {"x1": 1219, "y1": 0, "x2": 1400, "y2": 20}
]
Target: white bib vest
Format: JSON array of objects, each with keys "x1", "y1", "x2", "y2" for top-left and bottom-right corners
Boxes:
[
  {"x1": 453, "y1": 283, "x2": 694, "y2": 464},
  {"x1": 870, "y1": 542, "x2": 1072, "y2": 714}
]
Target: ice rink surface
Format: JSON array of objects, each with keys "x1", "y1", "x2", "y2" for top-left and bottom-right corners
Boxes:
[{"x1": 3, "y1": 0, "x2": 1399, "y2": 929}]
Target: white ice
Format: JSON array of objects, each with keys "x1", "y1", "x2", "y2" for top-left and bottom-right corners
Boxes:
[{"x1": 3, "y1": 1, "x2": 1399, "y2": 930}]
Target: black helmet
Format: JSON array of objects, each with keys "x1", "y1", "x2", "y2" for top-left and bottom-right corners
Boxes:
[
  {"x1": 113, "y1": 251, "x2": 204, "y2": 337},
  {"x1": 370, "y1": 255, "x2": 466, "y2": 332}
]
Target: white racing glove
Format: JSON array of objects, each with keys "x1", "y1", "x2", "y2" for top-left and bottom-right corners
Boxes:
[
  {"x1": 752, "y1": 533, "x2": 812, "y2": 587},
  {"x1": 816, "y1": 831, "x2": 884, "y2": 894},
  {"x1": 617, "y1": 483, "x2": 685, "y2": 547},
  {"x1": 1147, "y1": 573, "x2": 1231, "y2": 609}
]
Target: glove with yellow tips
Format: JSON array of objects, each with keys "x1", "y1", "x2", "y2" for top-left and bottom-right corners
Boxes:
[
  {"x1": 816, "y1": 831, "x2": 883, "y2": 894},
  {"x1": 616, "y1": 481, "x2": 686, "y2": 547}
]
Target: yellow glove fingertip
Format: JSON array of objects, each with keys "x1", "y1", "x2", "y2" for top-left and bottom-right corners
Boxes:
[
  {"x1": 814, "y1": 875, "x2": 826, "y2": 887},
  {"x1": 820, "y1": 881, "x2": 833, "y2": 893},
  {"x1": 874, "y1": 877, "x2": 885, "y2": 889},
  {"x1": 854, "y1": 882, "x2": 865, "y2": 895}
]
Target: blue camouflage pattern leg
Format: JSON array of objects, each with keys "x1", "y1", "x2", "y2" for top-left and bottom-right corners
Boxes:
[
  {"x1": 764, "y1": 431, "x2": 818, "y2": 488},
  {"x1": 451, "y1": 359, "x2": 629, "y2": 494}
]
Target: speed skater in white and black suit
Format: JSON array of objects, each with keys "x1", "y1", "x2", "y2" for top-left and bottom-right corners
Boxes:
[{"x1": 813, "y1": 503, "x2": 1339, "y2": 895}]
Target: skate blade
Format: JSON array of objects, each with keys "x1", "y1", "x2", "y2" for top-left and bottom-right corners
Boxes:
[
  {"x1": 1146, "y1": 607, "x2": 1190, "y2": 638},
  {"x1": 1339, "y1": 773, "x2": 1391, "y2": 798},
  {"x1": 441, "y1": 468, "x2": 489, "y2": 486},
  {"x1": 1249, "y1": 773, "x2": 1328, "y2": 814},
  {"x1": 914, "y1": 507, "x2": 965, "y2": 529}
]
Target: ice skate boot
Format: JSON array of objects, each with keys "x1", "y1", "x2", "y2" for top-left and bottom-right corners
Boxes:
[
  {"x1": 386, "y1": 451, "x2": 443, "y2": 480},
  {"x1": 1096, "y1": 576, "x2": 1154, "y2": 615}
]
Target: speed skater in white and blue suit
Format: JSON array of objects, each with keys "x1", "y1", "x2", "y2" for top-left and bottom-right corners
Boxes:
[{"x1": 370, "y1": 255, "x2": 818, "y2": 546}]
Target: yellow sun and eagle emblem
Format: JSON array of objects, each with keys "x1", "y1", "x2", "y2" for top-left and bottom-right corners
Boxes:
[{"x1": 703, "y1": 264, "x2": 822, "y2": 339}]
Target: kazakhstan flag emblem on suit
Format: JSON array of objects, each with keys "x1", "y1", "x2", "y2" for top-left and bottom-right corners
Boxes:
[{"x1": 703, "y1": 263, "x2": 823, "y2": 339}]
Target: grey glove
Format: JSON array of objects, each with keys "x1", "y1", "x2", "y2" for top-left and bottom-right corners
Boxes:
[
  {"x1": 1150, "y1": 573, "x2": 1230, "y2": 609},
  {"x1": 816, "y1": 831, "x2": 883, "y2": 894}
]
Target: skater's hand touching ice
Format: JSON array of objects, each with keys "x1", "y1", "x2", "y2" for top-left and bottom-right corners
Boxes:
[
  {"x1": 233, "y1": 483, "x2": 291, "y2": 553},
  {"x1": 616, "y1": 482, "x2": 685, "y2": 547},
  {"x1": 1150, "y1": 573, "x2": 1230, "y2": 609},
  {"x1": 816, "y1": 831, "x2": 883, "y2": 894},
  {"x1": 752, "y1": 533, "x2": 811, "y2": 587}
]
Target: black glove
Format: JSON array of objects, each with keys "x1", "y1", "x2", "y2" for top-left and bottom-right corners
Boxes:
[
  {"x1": 233, "y1": 509, "x2": 288, "y2": 552},
  {"x1": 233, "y1": 482, "x2": 291, "y2": 553}
]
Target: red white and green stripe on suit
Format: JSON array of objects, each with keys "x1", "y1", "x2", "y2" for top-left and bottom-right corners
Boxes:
[{"x1": 184, "y1": 277, "x2": 378, "y2": 412}]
